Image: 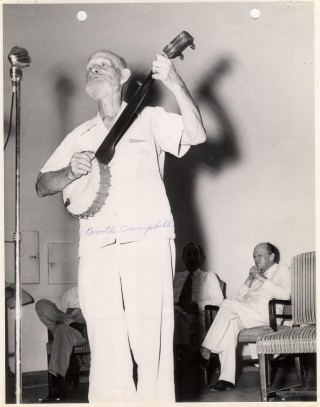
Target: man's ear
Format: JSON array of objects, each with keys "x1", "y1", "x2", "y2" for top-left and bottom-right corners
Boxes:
[
  {"x1": 120, "y1": 68, "x2": 131, "y2": 85},
  {"x1": 270, "y1": 253, "x2": 275, "y2": 262}
]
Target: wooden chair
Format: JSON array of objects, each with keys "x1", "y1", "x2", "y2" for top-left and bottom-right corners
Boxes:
[
  {"x1": 46, "y1": 330, "x2": 91, "y2": 394},
  {"x1": 203, "y1": 278, "x2": 292, "y2": 386},
  {"x1": 257, "y1": 251, "x2": 316, "y2": 401}
]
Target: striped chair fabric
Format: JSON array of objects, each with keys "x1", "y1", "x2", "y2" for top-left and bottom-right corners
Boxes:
[
  {"x1": 46, "y1": 342, "x2": 90, "y2": 355},
  {"x1": 257, "y1": 251, "x2": 316, "y2": 402},
  {"x1": 239, "y1": 324, "x2": 289, "y2": 343},
  {"x1": 256, "y1": 325, "x2": 316, "y2": 355},
  {"x1": 291, "y1": 251, "x2": 316, "y2": 325}
]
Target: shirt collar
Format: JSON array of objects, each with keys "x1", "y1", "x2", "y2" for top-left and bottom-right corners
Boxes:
[
  {"x1": 264, "y1": 263, "x2": 278, "y2": 278},
  {"x1": 185, "y1": 268, "x2": 201, "y2": 277}
]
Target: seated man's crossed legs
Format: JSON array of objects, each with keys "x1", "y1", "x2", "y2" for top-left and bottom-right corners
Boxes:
[
  {"x1": 200, "y1": 299, "x2": 268, "y2": 391},
  {"x1": 35, "y1": 299, "x2": 88, "y2": 401}
]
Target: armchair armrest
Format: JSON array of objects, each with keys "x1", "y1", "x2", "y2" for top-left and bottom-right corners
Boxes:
[
  {"x1": 268, "y1": 299, "x2": 292, "y2": 332},
  {"x1": 204, "y1": 305, "x2": 220, "y2": 332}
]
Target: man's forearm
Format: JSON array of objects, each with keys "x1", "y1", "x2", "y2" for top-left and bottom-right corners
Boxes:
[
  {"x1": 171, "y1": 79, "x2": 206, "y2": 145},
  {"x1": 244, "y1": 276, "x2": 254, "y2": 288},
  {"x1": 36, "y1": 166, "x2": 75, "y2": 197}
]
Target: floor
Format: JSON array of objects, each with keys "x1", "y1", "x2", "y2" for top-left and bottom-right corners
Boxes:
[
  {"x1": 175, "y1": 353, "x2": 317, "y2": 403},
  {"x1": 8, "y1": 354, "x2": 317, "y2": 403}
]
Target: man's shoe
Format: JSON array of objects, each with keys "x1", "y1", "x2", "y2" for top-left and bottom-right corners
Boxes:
[
  {"x1": 39, "y1": 391, "x2": 65, "y2": 403},
  {"x1": 197, "y1": 352, "x2": 210, "y2": 370},
  {"x1": 209, "y1": 380, "x2": 235, "y2": 392}
]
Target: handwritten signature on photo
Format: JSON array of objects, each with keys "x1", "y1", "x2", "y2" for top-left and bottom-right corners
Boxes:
[{"x1": 84, "y1": 219, "x2": 174, "y2": 237}]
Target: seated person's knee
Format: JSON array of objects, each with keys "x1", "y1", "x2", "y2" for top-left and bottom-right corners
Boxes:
[{"x1": 35, "y1": 298, "x2": 54, "y2": 316}]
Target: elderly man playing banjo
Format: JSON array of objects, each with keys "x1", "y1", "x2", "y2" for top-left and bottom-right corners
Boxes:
[{"x1": 36, "y1": 34, "x2": 206, "y2": 403}]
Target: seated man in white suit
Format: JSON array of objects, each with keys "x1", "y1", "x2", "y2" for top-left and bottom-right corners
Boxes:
[{"x1": 199, "y1": 242, "x2": 291, "y2": 392}]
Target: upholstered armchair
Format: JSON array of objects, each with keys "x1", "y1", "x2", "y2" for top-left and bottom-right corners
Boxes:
[{"x1": 257, "y1": 251, "x2": 316, "y2": 402}]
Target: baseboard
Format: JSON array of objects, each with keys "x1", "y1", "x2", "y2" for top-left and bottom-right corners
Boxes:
[{"x1": 22, "y1": 370, "x2": 47, "y2": 377}]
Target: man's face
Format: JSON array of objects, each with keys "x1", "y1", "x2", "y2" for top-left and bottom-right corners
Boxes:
[
  {"x1": 85, "y1": 51, "x2": 123, "y2": 100},
  {"x1": 182, "y1": 244, "x2": 202, "y2": 272},
  {"x1": 253, "y1": 244, "x2": 275, "y2": 272}
]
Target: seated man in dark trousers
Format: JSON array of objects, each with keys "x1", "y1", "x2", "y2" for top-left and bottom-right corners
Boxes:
[
  {"x1": 173, "y1": 242, "x2": 224, "y2": 355},
  {"x1": 35, "y1": 287, "x2": 88, "y2": 402}
]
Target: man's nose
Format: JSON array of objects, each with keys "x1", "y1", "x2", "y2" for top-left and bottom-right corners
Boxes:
[{"x1": 90, "y1": 66, "x2": 100, "y2": 74}]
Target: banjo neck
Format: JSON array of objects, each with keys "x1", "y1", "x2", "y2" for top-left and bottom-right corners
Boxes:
[
  {"x1": 95, "y1": 31, "x2": 195, "y2": 165},
  {"x1": 95, "y1": 72, "x2": 154, "y2": 165}
]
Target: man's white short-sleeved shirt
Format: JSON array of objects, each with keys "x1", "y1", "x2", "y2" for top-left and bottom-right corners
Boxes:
[
  {"x1": 41, "y1": 104, "x2": 189, "y2": 256},
  {"x1": 59, "y1": 287, "x2": 80, "y2": 312}
]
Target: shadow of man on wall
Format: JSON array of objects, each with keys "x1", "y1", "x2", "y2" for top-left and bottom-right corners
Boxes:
[
  {"x1": 164, "y1": 57, "x2": 240, "y2": 271},
  {"x1": 54, "y1": 74, "x2": 77, "y2": 139}
]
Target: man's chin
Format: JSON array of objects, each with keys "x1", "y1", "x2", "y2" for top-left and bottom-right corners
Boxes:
[{"x1": 85, "y1": 86, "x2": 101, "y2": 100}]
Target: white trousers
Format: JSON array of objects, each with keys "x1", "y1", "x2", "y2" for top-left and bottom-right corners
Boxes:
[
  {"x1": 202, "y1": 298, "x2": 268, "y2": 384},
  {"x1": 78, "y1": 238, "x2": 175, "y2": 403}
]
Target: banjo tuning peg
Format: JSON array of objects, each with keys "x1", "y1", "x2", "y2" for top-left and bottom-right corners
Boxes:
[{"x1": 179, "y1": 53, "x2": 184, "y2": 60}]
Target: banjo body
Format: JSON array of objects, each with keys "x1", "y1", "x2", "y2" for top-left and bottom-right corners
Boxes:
[
  {"x1": 62, "y1": 159, "x2": 111, "y2": 219},
  {"x1": 62, "y1": 31, "x2": 195, "y2": 218}
]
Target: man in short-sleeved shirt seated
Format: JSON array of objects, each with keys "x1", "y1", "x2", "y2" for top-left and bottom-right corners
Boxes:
[{"x1": 36, "y1": 287, "x2": 88, "y2": 402}]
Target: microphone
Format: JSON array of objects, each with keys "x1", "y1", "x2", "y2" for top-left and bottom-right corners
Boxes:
[{"x1": 8, "y1": 46, "x2": 31, "y2": 82}]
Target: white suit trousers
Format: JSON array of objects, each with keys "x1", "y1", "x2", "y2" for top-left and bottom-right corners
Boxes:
[
  {"x1": 202, "y1": 298, "x2": 269, "y2": 384},
  {"x1": 78, "y1": 238, "x2": 175, "y2": 403}
]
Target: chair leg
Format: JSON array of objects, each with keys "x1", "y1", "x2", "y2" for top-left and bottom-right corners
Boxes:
[
  {"x1": 295, "y1": 355, "x2": 306, "y2": 387},
  {"x1": 203, "y1": 368, "x2": 208, "y2": 386},
  {"x1": 259, "y1": 353, "x2": 268, "y2": 402},
  {"x1": 65, "y1": 354, "x2": 80, "y2": 389},
  {"x1": 47, "y1": 353, "x2": 53, "y2": 394},
  {"x1": 266, "y1": 356, "x2": 272, "y2": 387}
]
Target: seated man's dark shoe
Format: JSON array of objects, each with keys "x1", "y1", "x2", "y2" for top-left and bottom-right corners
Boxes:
[
  {"x1": 209, "y1": 380, "x2": 235, "y2": 392},
  {"x1": 39, "y1": 390, "x2": 65, "y2": 403},
  {"x1": 197, "y1": 351, "x2": 210, "y2": 370}
]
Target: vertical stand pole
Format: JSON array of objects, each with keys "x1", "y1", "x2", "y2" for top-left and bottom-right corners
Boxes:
[
  {"x1": 13, "y1": 73, "x2": 22, "y2": 405},
  {"x1": 7, "y1": 46, "x2": 30, "y2": 404}
]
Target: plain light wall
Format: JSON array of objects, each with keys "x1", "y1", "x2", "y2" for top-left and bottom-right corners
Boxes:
[{"x1": 2, "y1": 2, "x2": 315, "y2": 372}]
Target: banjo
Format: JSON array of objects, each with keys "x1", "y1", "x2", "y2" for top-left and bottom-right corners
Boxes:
[{"x1": 62, "y1": 31, "x2": 195, "y2": 218}]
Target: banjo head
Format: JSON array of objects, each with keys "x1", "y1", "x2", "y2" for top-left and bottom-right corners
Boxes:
[{"x1": 62, "y1": 159, "x2": 111, "y2": 218}]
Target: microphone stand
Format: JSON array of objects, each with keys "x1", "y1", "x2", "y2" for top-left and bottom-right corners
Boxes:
[
  {"x1": 8, "y1": 45, "x2": 30, "y2": 402},
  {"x1": 11, "y1": 64, "x2": 23, "y2": 405}
]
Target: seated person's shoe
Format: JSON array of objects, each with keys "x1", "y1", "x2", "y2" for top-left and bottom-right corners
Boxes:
[
  {"x1": 197, "y1": 351, "x2": 210, "y2": 370},
  {"x1": 209, "y1": 380, "x2": 235, "y2": 392},
  {"x1": 39, "y1": 390, "x2": 65, "y2": 403}
]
